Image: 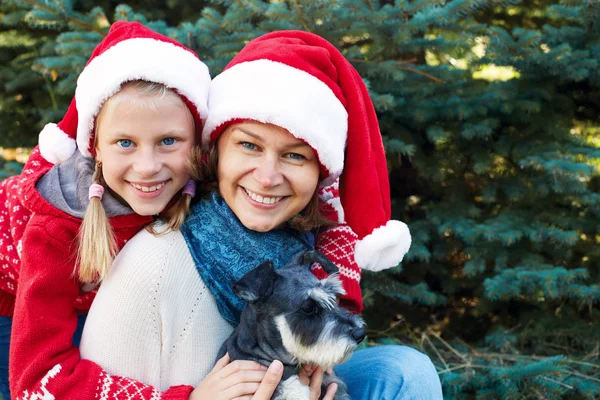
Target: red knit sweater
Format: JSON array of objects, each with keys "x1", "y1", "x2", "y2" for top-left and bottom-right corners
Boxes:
[{"x1": 8, "y1": 148, "x2": 196, "y2": 399}]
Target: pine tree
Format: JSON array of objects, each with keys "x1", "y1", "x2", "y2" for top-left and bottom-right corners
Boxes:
[{"x1": 1, "y1": 0, "x2": 598, "y2": 398}]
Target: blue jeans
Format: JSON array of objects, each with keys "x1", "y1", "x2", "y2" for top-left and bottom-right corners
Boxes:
[
  {"x1": 334, "y1": 345, "x2": 443, "y2": 400},
  {"x1": 0, "y1": 316, "x2": 11, "y2": 400},
  {"x1": 0, "y1": 314, "x2": 87, "y2": 400}
]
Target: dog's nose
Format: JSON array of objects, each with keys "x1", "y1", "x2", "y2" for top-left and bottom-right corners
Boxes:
[{"x1": 351, "y1": 327, "x2": 366, "y2": 344}]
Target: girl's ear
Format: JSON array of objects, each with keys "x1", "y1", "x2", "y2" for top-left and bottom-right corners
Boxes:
[{"x1": 95, "y1": 143, "x2": 102, "y2": 164}]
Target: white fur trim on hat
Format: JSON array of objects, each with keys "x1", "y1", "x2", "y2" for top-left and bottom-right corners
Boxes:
[
  {"x1": 38, "y1": 123, "x2": 77, "y2": 164},
  {"x1": 75, "y1": 38, "x2": 210, "y2": 157},
  {"x1": 354, "y1": 220, "x2": 412, "y2": 272},
  {"x1": 202, "y1": 59, "x2": 348, "y2": 181}
]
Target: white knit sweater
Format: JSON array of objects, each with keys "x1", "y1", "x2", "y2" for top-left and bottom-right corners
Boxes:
[{"x1": 79, "y1": 225, "x2": 233, "y2": 391}]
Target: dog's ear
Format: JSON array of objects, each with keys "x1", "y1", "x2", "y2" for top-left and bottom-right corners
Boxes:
[
  {"x1": 232, "y1": 261, "x2": 277, "y2": 304},
  {"x1": 302, "y1": 250, "x2": 339, "y2": 275}
]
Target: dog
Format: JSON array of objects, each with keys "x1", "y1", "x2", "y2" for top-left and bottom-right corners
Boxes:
[{"x1": 217, "y1": 250, "x2": 366, "y2": 400}]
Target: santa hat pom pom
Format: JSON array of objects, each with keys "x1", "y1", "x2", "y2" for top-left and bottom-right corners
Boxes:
[
  {"x1": 38, "y1": 123, "x2": 77, "y2": 164},
  {"x1": 354, "y1": 220, "x2": 412, "y2": 272}
]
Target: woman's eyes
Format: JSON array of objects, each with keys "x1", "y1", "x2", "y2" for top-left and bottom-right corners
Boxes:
[
  {"x1": 285, "y1": 152, "x2": 307, "y2": 161},
  {"x1": 240, "y1": 141, "x2": 257, "y2": 150},
  {"x1": 116, "y1": 139, "x2": 133, "y2": 148},
  {"x1": 238, "y1": 142, "x2": 307, "y2": 161}
]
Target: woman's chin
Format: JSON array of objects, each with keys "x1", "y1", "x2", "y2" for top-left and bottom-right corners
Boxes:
[{"x1": 239, "y1": 217, "x2": 278, "y2": 233}]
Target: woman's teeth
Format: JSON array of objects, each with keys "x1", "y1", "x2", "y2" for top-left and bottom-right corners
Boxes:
[
  {"x1": 244, "y1": 188, "x2": 283, "y2": 205},
  {"x1": 132, "y1": 182, "x2": 166, "y2": 193}
]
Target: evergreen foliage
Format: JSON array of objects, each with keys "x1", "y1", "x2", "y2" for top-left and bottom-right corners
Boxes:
[
  {"x1": 1, "y1": 0, "x2": 599, "y2": 398},
  {"x1": 0, "y1": 156, "x2": 22, "y2": 180}
]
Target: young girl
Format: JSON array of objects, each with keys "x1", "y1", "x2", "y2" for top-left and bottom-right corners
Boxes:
[
  {"x1": 3, "y1": 21, "x2": 266, "y2": 400},
  {"x1": 79, "y1": 31, "x2": 439, "y2": 400}
]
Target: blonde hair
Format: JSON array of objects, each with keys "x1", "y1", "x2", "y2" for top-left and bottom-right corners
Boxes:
[{"x1": 76, "y1": 80, "x2": 197, "y2": 284}]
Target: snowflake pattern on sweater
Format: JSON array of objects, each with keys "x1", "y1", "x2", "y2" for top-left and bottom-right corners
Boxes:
[
  {"x1": 0, "y1": 174, "x2": 28, "y2": 316},
  {"x1": 0, "y1": 149, "x2": 96, "y2": 317},
  {"x1": 312, "y1": 181, "x2": 363, "y2": 313},
  {"x1": 18, "y1": 362, "x2": 194, "y2": 400}
]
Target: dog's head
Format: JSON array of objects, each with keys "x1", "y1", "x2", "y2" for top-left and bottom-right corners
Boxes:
[{"x1": 232, "y1": 250, "x2": 365, "y2": 368}]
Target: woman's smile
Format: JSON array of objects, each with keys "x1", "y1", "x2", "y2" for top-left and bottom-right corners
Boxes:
[{"x1": 241, "y1": 187, "x2": 286, "y2": 206}]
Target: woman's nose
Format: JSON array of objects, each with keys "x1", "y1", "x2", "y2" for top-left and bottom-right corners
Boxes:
[{"x1": 252, "y1": 156, "x2": 284, "y2": 188}]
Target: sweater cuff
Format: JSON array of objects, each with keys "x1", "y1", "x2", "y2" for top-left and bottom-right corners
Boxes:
[
  {"x1": 0, "y1": 292, "x2": 15, "y2": 317},
  {"x1": 162, "y1": 385, "x2": 195, "y2": 399}
]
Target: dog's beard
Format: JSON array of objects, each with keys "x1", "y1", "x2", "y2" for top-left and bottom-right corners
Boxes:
[{"x1": 275, "y1": 315, "x2": 357, "y2": 367}]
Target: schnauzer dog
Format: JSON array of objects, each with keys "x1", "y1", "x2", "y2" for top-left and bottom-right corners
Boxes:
[{"x1": 218, "y1": 250, "x2": 365, "y2": 400}]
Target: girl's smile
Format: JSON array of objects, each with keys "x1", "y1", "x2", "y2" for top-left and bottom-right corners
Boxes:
[{"x1": 127, "y1": 180, "x2": 170, "y2": 198}]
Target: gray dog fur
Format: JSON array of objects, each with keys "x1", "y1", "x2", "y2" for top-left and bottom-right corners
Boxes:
[{"x1": 217, "y1": 250, "x2": 365, "y2": 400}]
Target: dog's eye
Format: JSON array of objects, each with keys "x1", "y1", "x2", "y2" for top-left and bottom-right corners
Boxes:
[{"x1": 300, "y1": 299, "x2": 318, "y2": 315}]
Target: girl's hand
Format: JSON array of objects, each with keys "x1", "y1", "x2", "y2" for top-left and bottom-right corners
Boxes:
[
  {"x1": 189, "y1": 353, "x2": 283, "y2": 400},
  {"x1": 298, "y1": 365, "x2": 338, "y2": 400}
]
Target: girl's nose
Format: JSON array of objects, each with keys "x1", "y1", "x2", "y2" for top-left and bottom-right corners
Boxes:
[
  {"x1": 252, "y1": 156, "x2": 284, "y2": 188},
  {"x1": 133, "y1": 149, "x2": 162, "y2": 177}
]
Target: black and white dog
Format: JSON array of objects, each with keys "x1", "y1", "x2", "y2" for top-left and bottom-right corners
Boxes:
[{"x1": 218, "y1": 250, "x2": 365, "y2": 400}]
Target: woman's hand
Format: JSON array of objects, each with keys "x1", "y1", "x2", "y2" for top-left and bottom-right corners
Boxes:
[
  {"x1": 299, "y1": 364, "x2": 338, "y2": 400},
  {"x1": 189, "y1": 353, "x2": 283, "y2": 400}
]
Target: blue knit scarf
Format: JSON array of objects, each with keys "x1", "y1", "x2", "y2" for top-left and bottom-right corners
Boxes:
[{"x1": 181, "y1": 192, "x2": 314, "y2": 326}]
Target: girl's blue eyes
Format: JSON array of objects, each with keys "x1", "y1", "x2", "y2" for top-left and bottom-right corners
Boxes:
[
  {"x1": 116, "y1": 138, "x2": 177, "y2": 148},
  {"x1": 117, "y1": 139, "x2": 132, "y2": 148}
]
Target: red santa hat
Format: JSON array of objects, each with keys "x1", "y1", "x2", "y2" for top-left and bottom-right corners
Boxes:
[
  {"x1": 38, "y1": 21, "x2": 210, "y2": 164},
  {"x1": 202, "y1": 30, "x2": 411, "y2": 272}
]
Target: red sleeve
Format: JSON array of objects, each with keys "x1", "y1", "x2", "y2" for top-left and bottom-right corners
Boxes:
[
  {"x1": 0, "y1": 175, "x2": 29, "y2": 316},
  {"x1": 314, "y1": 226, "x2": 363, "y2": 313},
  {"x1": 10, "y1": 216, "x2": 194, "y2": 400}
]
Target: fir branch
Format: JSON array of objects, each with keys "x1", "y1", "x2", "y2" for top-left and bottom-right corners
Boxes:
[
  {"x1": 292, "y1": 0, "x2": 311, "y2": 32},
  {"x1": 351, "y1": 58, "x2": 444, "y2": 83},
  {"x1": 423, "y1": 331, "x2": 450, "y2": 370},
  {"x1": 41, "y1": 73, "x2": 57, "y2": 112},
  {"x1": 20, "y1": 0, "x2": 104, "y2": 34},
  {"x1": 567, "y1": 369, "x2": 600, "y2": 384},
  {"x1": 427, "y1": 329, "x2": 469, "y2": 363}
]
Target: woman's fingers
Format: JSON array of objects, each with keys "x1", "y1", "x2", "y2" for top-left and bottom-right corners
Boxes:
[
  {"x1": 298, "y1": 364, "x2": 310, "y2": 385},
  {"x1": 211, "y1": 352, "x2": 231, "y2": 372},
  {"x1": 309, "y1": 366, "x2": 324, "y2": 400},
  {"x1": 223, "y1": 382, "x2": 262, "y2": 398},
  {"x1": 302, "y1": 363, "x2": 317, "y2": 376},
  {"x1": 219, "y1": 359, "x2": 268, "y2": 379},
  {"x1": 322, "y1": 382, "x2": 338, "y2": 400},
  {"x1": 251, "y1": 360, "x2": 284, "y2": 399}
]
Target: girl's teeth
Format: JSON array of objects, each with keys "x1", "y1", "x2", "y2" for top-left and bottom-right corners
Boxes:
[{"x1": 134, "y1": 182, "x2": 165, "y2": 192}]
